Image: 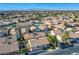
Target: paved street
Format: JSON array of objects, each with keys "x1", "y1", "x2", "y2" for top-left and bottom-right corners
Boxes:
[{"x1": 38, "y1": 45, "x2": 79, "y2": 55}]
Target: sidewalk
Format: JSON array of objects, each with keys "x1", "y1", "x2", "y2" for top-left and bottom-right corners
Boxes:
[{"x1": 47, "y1": 47, "x2": 60, "y2": 52}]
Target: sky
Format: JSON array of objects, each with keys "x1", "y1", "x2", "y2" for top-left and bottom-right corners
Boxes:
[{"x1": 0, "y1": 3, "x2": 79, "y2": 10}]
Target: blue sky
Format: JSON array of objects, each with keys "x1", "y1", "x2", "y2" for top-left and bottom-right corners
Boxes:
[{"x1": 0, "y1": 3, "x2": 79, "y2": 10}]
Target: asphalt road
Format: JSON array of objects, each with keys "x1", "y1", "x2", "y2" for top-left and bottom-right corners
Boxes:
[{"x1": 38, "y1": 45, "x2": 79, "y2": 55}]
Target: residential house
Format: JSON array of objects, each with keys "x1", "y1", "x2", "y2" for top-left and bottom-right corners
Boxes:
[
  {"x1": 39, "y1": 25, "x2": 48, "y2": 31},
  {"x1": 9, "y1": 28, "x2": 16, "y2": 35},
  {"x1": 42, "y1": 18, "x2": 52, "y2": 26},
  {"x1": 50, "y1": 29, "x2": 64, "y2": 42},
  {"x1": 26, "y1": 37, "x2": 50, "y2": 54},
  {"x1": 0, "y1": 34, "x2": 19, "y2": 54},
  {"x1": 29, "y1": 26, "x2": 36, "y2": 32},
  {"x1": 18, "y1": 22, "x2": 30, "y2": 28},
  {"x1": 34, "y1": 32, "x2": 46, "y2": 39},
  {"x1": 69, "y1": 33, "x2": 79, "y2": 39},
  {"x1": 0, "y1": 42, "x2": 19, "y2": 55},
  {"x1": 21, "y1": 27, "x2": 27, "y2": 34}
]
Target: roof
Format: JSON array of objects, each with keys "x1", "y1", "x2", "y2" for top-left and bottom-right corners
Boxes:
[
  {"x1": 29, "y1": 33, "x2": 35, "y2": 39},
  {"x1": 0, "y1": 37, "x2": 6, "y2": 44},
  {"x1": 0, "y1": 42, "x2": 19, "y2": 54},
  {"x1": 75, "y1": 27, "x2": 79, "y2": 31},
  {"x1": 39, "y1": 25, "x2": 48, "y2": 30},
  {"x1": 51, "y1": 29, "x2": 63, "y2": 35},
  {"x1": 23, "y1": 32, "x2": 46, "y2": 40},
  {"x1": 21, "y1": 27, "x2": 27, "y2": 34},
  {"x1": 6, "y1": 35, "x2": 17, "y2": 43},
  {"x1": 18, "y1": 22, "x2": 30, "y2": 27},
  {"x1": 69, "y1": 33, "x2": 79, "y2": 38},
  {"x1": 23, "y1": 33, "x2": 34, "y2": 40},
  {"x1": 29, "y1": 26, "x2": 36, "y2": 31},
  {"x1": 35, "y1": 32, "x2": 46, "y2": 38},
  {"x1": 0, "y1": 35, "x2": 17, "y2": 44},
  {"x1": 26, "y1": 37, "x2": 50, "y2": 48}
]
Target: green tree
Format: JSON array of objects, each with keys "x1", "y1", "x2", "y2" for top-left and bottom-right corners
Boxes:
[
  {"x1": 73, "y1": 18, "x2": 77, "y2": 22},
  {"x1": 64, "y1": 21, "x2": 67, "y2": 27},
  {"x1": 47, "y1": 35, "x2": 58, "y2": 49},
  {"x1": 61, "y1": 31, "x2": 70, "y2": 43},
  {"x1": 71, "y1": 27, "x2": 76, "y2": 33}
]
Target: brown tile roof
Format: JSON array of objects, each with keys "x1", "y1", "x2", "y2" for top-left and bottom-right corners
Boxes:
[
  {"x1": 6, "y1": 35, "x2": 17, "y2": 42},
  {"x1": 0, "y1": 35, "x2": 17, "y2": 44},
  {"x1": 29, "y1": 26, "x2": 36, "y2": 31},
  {"x1": 23, "y1": 33, "x2": 34, "y2": 41},
  {"x1": 52, "y1": 29, "x2": 63, "y2": 35},
  {"x1": 35, "y1": 32, "x2": 46, "y2": 38},
  {"x1": 75, "y1": 27, "x2": 79, "y2": 31},
  {"x1": 0, "y1": 42, "x2": 19, "y2": 54},
  {"x1": 26, "y1": 37, "x2": 49, "y2": 48},
  {"x1": 0, "y1": 37, "x2": 6, "y2": 44},
  {"x1": 69, "y1": 33, "x2": 79, "y2": 38}
]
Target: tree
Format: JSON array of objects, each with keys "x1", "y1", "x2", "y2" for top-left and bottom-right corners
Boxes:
[
  {"x1": 61, "y1": 31, "x2": 70, "y2": 43},
  {"x1": 71, "y1": 27, "x2": 76, "y2": 33},
  {"x1": 73, "y1": 18, "x2": 77, "y2": 22},
  {"x1": 63, "y1": 21, "x2": 67, "y2": 27},
  {"x1": 47, "y1": 35, "x2": 58, "y2": 49},
  {"x1": 73, "y1": 15, "x2": 77, "y2": 22}
]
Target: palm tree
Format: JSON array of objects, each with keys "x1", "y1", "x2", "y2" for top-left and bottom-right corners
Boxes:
[{"x1": 48, "y1": 35, "x2": 58, "y2": 49}]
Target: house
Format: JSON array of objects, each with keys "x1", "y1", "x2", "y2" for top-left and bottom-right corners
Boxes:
[
  {"x1": 23, "y1": 33, "x2": 31, "y2": 41},
  {"x1": 75, "y1": 27, "x2": 79, "y2": 31},
  {"x1": 51, "y1": 19, "x2": 62, "y2": 25},
  {"x1": 0, "y1": 34, "x2": 17, "y2": 44},
  {"x1": 69, "y1": 33, "x2": 79, "y2": 39},
  {"x1": 6, "y1": 34, "x2": 17, "y2": 43},
  {"x1": 19, "y1": 18, "x2": 26, "y2": 22},
  {"x1": 23, "y1": 33, "x2": 35, "y2": 41},
  {"x1": 50, "y1": 29, "x2": 63, "y2": 35},
  {"x1": 23, "y1": 32, "x2": 46, "y2": 41},
  {"x1": 42, "y1": 18, "x2": 52, "y2": 26},
  {"x1": 9, "y1": 28, "x2": 16, "y2": 35},
  {"x1": 29, "y1": 26, "x2": 36, "y2": 32},
  {"x1": 26, "y1": 37, "x2": 50, "y2": 54},
  {"x1": 21, "y1": 27, "x2": 27, "y2": 34},
  {"x1": 18, "y1": 22, "x2": 30, "y2": 28},
  {"x1": 0, "y1": 42, "x2": 19, "y2": 55},
  {"x1": 28, "y1": 33, "x2": 35, "y2": 39},
  {"x1": 0, "y1": 33, "x2": 19, "y2": 54},
  {"x1": 34, "y1": 32, "x2": 46, "y2": 39},
  {"x1": 0, "y1": 37, "x2": 6, "y2": 44},
  {"x1": 67, "y1": 33, "x2": 79, "y2": 44},
  {"x1": 50, "y1": 29, "x2": 64, "y2": 42},
  {"x1": 39, "y1": 25, "x2": 48, "y2": 31}
]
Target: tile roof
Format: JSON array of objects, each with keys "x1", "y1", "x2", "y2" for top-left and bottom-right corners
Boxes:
[
  {"x1": 26, "y1": 37, "x2": 49, "y2": 48},
  {"x1": 69, "y1": 33, "x2": 79, "y2": 38},
  {"x1": 0, "y1": 42, "x2": 19, "y2": 54}
]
